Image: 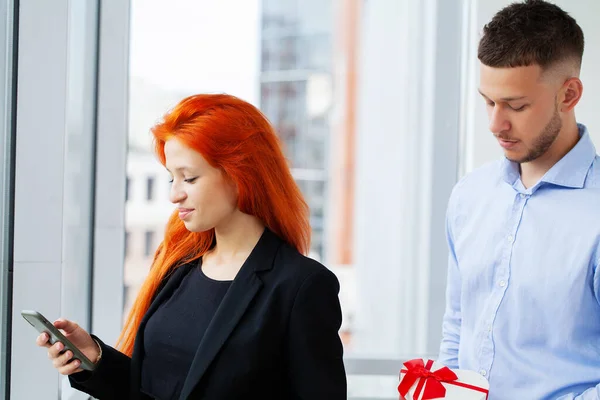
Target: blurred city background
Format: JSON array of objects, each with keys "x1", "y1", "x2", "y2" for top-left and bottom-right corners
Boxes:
[{"x1": 1, "y1": 0, "x2": 599, "y2": 399}]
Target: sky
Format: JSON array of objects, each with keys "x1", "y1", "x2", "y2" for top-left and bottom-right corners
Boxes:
[{"x1": 129, "y1": 0, "x2": 261, "y2": 105}]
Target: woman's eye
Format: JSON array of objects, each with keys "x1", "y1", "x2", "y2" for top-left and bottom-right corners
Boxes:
[{"x1": 167, "y1": 176, "x2": 197, "y2": 184}]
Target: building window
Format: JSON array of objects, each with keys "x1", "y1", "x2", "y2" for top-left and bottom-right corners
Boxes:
[
  {"x1": 146, "y1": 177, "x2": 154, "y2": 201},
  {"x1": 144, "y1": 230, "x2": 154, "y2": 257},
  {"x1": 124, "y1": 231, "x2": 130, "y2": 258}
]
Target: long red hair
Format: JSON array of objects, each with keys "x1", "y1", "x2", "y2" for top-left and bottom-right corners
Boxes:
[{"x1": 117, "y1": 94, "x2": 311, "y2": 355}]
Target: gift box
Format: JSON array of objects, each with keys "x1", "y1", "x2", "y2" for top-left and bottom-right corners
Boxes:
[{"x1": 398, "y1": 358, "x2": 489, "y2": 400}]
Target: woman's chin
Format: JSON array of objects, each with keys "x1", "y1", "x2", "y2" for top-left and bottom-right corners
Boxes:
[{"x1": 183, "y1": 221, "x2": 214, "y2": 233}]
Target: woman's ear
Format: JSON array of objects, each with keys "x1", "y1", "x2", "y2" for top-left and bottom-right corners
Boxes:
[{"x1": 226, "y1": 173, "x2": 239, "y2": 199}]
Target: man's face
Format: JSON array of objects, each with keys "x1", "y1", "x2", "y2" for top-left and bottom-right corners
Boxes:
[{"x1": 479, "y1": 64, "x2": 562, "y2": 163}]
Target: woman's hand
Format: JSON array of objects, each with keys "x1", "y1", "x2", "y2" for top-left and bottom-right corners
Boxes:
[{"x1": 35, "y1": 319, "x2": 100, "y2": 375}]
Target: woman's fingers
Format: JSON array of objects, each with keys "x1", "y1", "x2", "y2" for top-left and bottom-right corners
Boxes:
[
  {"x1": 52, "y1": 349, "x2": 72, "y2": 369},
  {"x1": 47, "y1": 341, "x2": 64, "y2": 359},
  {"x1": 57, "y1": 358, "x2": 82, "y2": 375},
  {"x1": 36, "y1": 333, "x2": 51, "y2": 348}
]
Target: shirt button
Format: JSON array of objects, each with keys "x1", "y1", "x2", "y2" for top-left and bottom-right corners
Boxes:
[
  {"x1": 507, "y1": 234, "x2": 514, "y2": 243},
  {"x1": 499, "y1": 280, "x2": 506, "y2": 287},
  {"x1": 480, "y1": 369, "x2": 487, "y2": 376},
  {"x1": 487, "y1": 325, "x2": 492, "y2": 333}
]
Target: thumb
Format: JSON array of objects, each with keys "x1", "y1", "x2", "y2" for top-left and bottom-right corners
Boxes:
[{"x1": 53, "y1": 319, "x2": 79, "y2": 334}]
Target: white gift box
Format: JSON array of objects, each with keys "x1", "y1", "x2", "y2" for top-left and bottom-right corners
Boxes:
[{"x1": 398, "y1": 359, "x2": 489, "y2": 400}]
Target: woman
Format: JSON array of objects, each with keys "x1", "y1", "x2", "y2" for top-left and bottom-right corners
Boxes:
[{"x1": 36, "y1": 94, "x2": 347, "y2": 399}]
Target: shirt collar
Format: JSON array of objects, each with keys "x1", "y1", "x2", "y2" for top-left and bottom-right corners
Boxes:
[{"x1": 501, "y1": 123, "x2": 596, "y2": 189}]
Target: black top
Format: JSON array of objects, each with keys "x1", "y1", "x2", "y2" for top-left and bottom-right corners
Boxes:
[
  {"x1": 141, "y1": 262, "x2": 231, "y2": 400},
  {"x1": 69, "y1": 228, "x2": 346, "y2": 400}
]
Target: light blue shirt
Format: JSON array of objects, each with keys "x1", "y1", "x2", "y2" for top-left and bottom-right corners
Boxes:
[{"x1": 438, "y1": 124, "x2": 600, "y2": 399}]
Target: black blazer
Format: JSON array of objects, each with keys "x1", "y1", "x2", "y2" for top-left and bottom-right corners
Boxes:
[{"x1": 69, "y1": 228, "x2": 347, "y2": 399}]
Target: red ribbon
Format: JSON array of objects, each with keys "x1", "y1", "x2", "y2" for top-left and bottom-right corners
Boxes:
[{"x1": 398, "y1": 359, "x2": 458, "y2": 400}]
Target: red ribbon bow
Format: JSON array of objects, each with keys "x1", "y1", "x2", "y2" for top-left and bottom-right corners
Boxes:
[{"x1": 398, "y1": 359, "x2": 458, "y2": 400}]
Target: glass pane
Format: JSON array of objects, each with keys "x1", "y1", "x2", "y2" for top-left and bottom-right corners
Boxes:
[
  {"x1": 146, "y1": 176, "x2": 154, "y2": 201},
  {"x1": 125, "y1": 1, "x2": 457, "y2": 399},
  {"x1": 124, "y1": 0, "x2": 600, "y2": 399},
  {"x1": 144, "y1": 231, "x2": 154, "y2": 257},
  {"x1": 124, "y1": 0, "x2": 261, "y2": 321}
]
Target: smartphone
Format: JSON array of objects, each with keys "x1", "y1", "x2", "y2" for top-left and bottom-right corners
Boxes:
[{"x1": 21, "y1": 310, "x2": 97, "y2": 371}]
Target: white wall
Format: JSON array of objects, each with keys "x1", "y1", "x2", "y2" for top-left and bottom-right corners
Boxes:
[{"x1": 462, "y1": 0, "x2": 600, "y2": 172}]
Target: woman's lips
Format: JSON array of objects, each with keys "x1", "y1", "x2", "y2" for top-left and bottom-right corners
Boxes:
[{"x1": 178, "y1": 209, "x2": 194, "y2": 219}]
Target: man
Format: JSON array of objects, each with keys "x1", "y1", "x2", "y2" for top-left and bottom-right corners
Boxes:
[{"x1": 438, "y1": 1, "x2": 600, "y2": 399}]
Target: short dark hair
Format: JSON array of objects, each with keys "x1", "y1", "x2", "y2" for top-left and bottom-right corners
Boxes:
[{"x1": 478, "y1": 0, "x2": 584, "y2": 70}]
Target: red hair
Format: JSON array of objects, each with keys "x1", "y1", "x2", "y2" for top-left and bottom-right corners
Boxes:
[{"x1": 117, "y1": 94, "x2": 311, "y2": 355}]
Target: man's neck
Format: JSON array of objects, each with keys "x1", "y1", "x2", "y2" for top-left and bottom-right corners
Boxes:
[{"x1": 519, "y1": 122, "x2": 580, "y2": 189}]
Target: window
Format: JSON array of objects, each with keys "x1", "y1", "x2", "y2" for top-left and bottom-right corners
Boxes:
[
  {"x1": 124, "y1": 231, "x2": 130, "y2": 258},
  {"x1": 144, "y1": 230, "x2": 155, "y2": 257},
  {"x1": 146, "y1": 176, "x2": 154, "y2": 201},
  {"x1": 125, "y1": 1, "x2": 470, "y2": 399},
  {"x1": 125, "y1": 0, "x2": 262, "y2": 319}
]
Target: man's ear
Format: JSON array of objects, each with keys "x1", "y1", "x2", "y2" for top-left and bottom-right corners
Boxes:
[{"x1": 559, "y1": 77, "x2": 583, "y2": 113}]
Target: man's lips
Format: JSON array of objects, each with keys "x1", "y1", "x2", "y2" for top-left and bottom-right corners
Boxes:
[{"x1": 496, "y1": 137, "x2": 519, "y2": 150}]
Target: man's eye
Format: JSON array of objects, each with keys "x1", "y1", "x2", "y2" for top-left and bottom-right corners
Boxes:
[{"x1": 510, "y1": 105, "x2": 527, "y2": 112}]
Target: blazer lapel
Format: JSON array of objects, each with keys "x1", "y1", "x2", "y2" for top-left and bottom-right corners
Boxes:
[
  {"x1": 179, "y1": 228, "x2": 283, "y2": 399},
  {"x1": 130, "y1": 262, "x2": 195, "y2": 398}
]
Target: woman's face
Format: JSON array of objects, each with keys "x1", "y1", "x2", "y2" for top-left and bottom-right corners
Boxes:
[{"x1": 164, "y1": 138, "x2": 238, "y2": 232}]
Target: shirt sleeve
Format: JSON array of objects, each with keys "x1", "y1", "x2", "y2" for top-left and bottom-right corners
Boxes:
[
  {"x1": 438, "y1": 184, "x2": 462, "y2": 369},
  {"x1": 555, "y1": 385, "x2": 600, "y2": 400}
]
